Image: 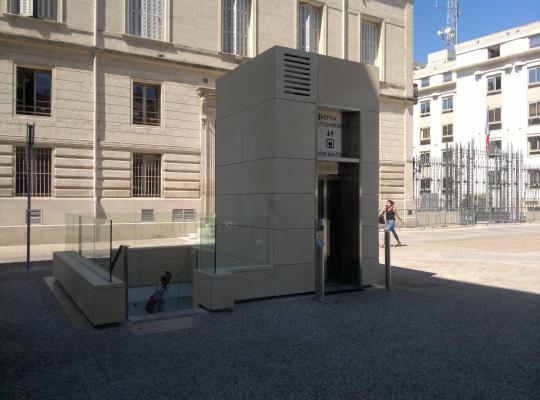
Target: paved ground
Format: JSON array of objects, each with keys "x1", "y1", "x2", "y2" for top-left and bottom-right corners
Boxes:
[
  {"x1": 380, "y1": 222, "x2": 540, "y2": 295},
  {"x1": 1, "y1": 224, "x2": 539, "y2": 399}
]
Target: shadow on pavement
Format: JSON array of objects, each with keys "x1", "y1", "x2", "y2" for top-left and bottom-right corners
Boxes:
[{"x1": 0, "y1": 261, "x2": 539, "y2": 399}]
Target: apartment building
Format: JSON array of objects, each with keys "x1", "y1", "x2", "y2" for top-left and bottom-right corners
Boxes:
[
  {"x1": 0, "y1": 0, "x2": 413, "y2": 245},
  {"x1": 413, "y1": 21, "x2": 540, "y2": 168}
]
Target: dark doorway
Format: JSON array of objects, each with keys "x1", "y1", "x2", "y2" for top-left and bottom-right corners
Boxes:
[{"x1": 317, "y1": 163, "x2": 360, "y2": 292}]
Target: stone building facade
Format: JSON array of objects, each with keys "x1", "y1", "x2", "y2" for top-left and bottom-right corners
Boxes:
[
  {"x1": 0, "y1": 0, "x2": 413, "y2": 245},
  {"x1": 413, "y1": 21, "x2": 540, "y2": 163}
]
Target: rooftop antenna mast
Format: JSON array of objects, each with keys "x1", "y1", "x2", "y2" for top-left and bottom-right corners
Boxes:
[{"x1": 436, "y1": 0, "x2": 460, "y2": 60}]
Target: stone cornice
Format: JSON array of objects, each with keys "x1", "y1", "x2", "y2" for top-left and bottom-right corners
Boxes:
[{"x1": 0, "y1": 31, "x2": 236, "y2": 74}]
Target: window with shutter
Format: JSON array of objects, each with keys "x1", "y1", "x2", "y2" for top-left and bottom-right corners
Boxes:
[
  {"x1": 222, "y1": 0, "x2": 234, "y2": 54},
  {"x1": 36, "y1": 0, "x2": 52, "y2": 19},
  {"x1": 236, "y1": 0, "x2": 250, "y2": 56},
  {"x1": 12, "y1": 0, "x2": 56, "y2": 20},
  {"x1": 298, "y1": 4, "x2": 320, "y2": 53},
  {"x1": 148, "y1": 0, "x2": 162, "y2": 40},
  {"x1": 130, "y1": 0, "x2": 142, "y2": 36},
  {"x1": 129, "y1": 0, "x2": 163, "y2": 40},
  {"x1": 20, "y1": 0, "x2": 33, "y2": 16},
  {"x1": 361, "y1": 20, "x2": 380, "y2": 65},
  {"x1": 222, "y1": 0, "x2": 251, "y2": 56}
]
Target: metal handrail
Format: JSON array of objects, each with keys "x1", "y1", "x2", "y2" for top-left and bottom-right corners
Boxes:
[{"x1": 109, "y1": 245, "x2": 128, "y2": 283}]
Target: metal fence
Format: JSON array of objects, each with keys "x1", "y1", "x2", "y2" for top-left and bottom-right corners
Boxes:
[{"x1": 412, "y1": 144, "x2": 540, "y2": 224}]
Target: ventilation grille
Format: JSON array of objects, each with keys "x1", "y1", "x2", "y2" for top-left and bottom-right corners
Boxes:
[
  {"x1": 282, "y1": 53, "x2": 312, "y2": 98},
  {"x1": 172, "y1": 208, "x2": 196, "y2": 222},
  {"x1": 184, "y1": 209, "x2": 196, "y2": 221},
  {"x1": 26, "y1": 209, "x2": 42, "y2": 224},
  {"x1": 141, "y1": 209, "x2": 154, "y2": 222},
  {"x1": 172, "y1": 209, "x2": 184, "y2": 222}
]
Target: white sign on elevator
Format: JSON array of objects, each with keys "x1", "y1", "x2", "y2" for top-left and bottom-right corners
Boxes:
[{"x1": 318, "y1": 110, "x2": 342, "y2": 158}]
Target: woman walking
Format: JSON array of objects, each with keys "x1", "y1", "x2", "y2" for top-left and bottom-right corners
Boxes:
[{"x1": 381, "y1": 200, "x2": 404, "y2": 246}]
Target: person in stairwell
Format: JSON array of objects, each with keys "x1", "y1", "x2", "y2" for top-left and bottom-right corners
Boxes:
[{"x1": 145, "y1": 271, "x2": 172, "y2": 313}]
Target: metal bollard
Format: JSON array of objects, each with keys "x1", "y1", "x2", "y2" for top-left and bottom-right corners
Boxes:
[
  {"x1": 123, "y1": 245, "x2": 129, "y2": 320},
  {"x1": 315, "y1": 219, "x2": 325, "y2": 302},
  {"x1": 384, "y1": 231, "x2": 392, "y2": 291}
]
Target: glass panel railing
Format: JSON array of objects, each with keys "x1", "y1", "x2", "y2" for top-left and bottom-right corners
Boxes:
[
  {"x1": 64, "y1": 214, "x2": 77, "y2": 253},
  {"x1": 198, "y1": 215, "x2": 216, "y2": 274},
  {"x1": 65, "y1": 211, "x2": 260, "y2": 318},
  {"x1": 214, "y1": 215, "x2": 269, "y2": 271}
]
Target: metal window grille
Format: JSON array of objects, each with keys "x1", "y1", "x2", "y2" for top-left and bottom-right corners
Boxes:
[
  {"x1": 15, "y1": 147, "x2": 52, "y2": 197},
  {"x1": 488, "y1": 108, "x2": 502, "y2": 131},
  {"x1": 487, "y1": 75, "x2": 501, "y2": 92},
  {"x1": 529, "y1": 102, "x2": 540, "y2": 126},
  {"x1": 361, "y1": 21, "x2": 379, "y2": 65},
  {"x1": 129, "y1": 0, "x2": 162, "y2": 39},
  {"x1": 222, "y1": 0, "x2": 251, "y2": 56},
  {"x1": 16, "y1": 68, "x2": 52, "y2": 116},
  {"x1": 133, "y1": 82, "x2": 160, "y2": 125},
  {"x1": 132, "y1": 153, "x2": 161, "y2": 197},
  {"x1": 298, "y1": 4, "x2": 320, "y2": 53}
]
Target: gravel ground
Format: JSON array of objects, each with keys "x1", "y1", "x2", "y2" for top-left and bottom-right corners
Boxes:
[{"x1": 1, "y1": 224, "x2": 539, "y2": 400}]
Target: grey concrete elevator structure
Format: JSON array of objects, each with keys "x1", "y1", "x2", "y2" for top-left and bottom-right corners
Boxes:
[{"x1": 195, "y1": 46, "x2": 380, "y2": 308}]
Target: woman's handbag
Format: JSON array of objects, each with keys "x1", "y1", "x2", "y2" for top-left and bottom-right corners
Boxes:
[
  {"x1": 144, "y1": 296, "x2": 157, "y2": 313},
  {"x1": 378, "y1": 213, "x2": 385, "y2": 225}
]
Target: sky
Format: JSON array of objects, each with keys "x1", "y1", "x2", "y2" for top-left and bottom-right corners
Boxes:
[{"x1": 414, "y1": 0, "x2": 540, "y2": 63}]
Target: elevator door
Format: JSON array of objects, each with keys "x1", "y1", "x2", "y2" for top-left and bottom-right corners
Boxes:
[{"x1": 317, "y1": 172, "x2": 360, "y2": 292}]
